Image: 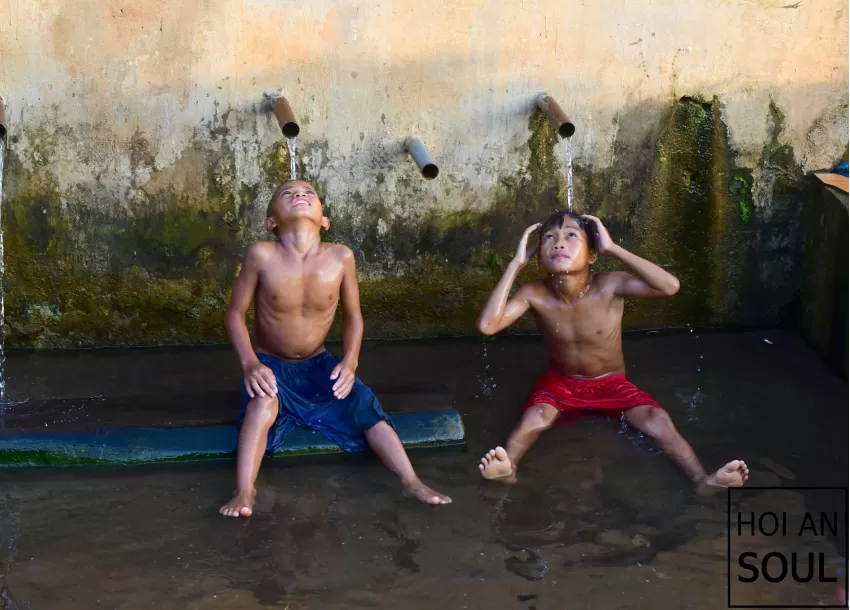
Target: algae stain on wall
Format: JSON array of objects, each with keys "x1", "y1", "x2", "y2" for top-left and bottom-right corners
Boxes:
[
  {"x1": 632, "y1": 96, "x2": 729, "y2": 326},
  {"x1": 1, "y1": 129, "x2": 270, "y2": 347},
  {"x1": 321, "y1": 109, "x2": 567, "y2": 340},
  {"x1": 0, "y1": 96, "x2": 810, "y2": 348},
  {"x1": 627, "y1": 94, "x2": 803, "y2": 329}
]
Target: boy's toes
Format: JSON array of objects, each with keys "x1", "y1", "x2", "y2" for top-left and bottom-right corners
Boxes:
[{"x1": 404, "y1": 480, "x2": 452, "y2": 506}]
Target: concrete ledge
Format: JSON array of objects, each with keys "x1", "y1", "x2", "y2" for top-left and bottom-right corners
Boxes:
[{"x1": 0, "y1": 410, "x2": 466, "y2": 467}]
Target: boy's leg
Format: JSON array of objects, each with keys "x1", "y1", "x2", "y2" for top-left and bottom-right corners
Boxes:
[
  {"x1": 624, "y1": 406, "x2": 748, "y2": 494},
  {"x1": 364, "y1": 421, "x2": 452, "y2": 505},
  {"x1": 479, "y1": 403, "x2": 560, "y2": 484},
  {"x1": 220, "y1": 395, "x2": 279, "y2": 518}
]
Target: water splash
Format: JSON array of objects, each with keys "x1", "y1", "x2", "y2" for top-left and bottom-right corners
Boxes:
[
  {"x1": 616, "y1": 413, "x2": 653, "y2": 450},
  {"x1": 563, "y1": 137, "x2": 574, "y2": 212},
  {"x1": 476, "y1": 337, "x2": 497, "y2": 399},
  {"x1": 675, "y1": 388, "x2": 705, "y2": 423},
  {"x1": 286, "y1": 136, "x2": 297, "y2": 181}
]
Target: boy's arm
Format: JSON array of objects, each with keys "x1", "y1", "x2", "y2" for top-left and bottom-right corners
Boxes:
[
  {"x1": 583, "y1": 215, "x2": 680, "y2": 299},
  {"x1": 476, "y1": 223, "x2": 541, "y2": 335},
  {"x1": 330, "y1": 248, "x2": 363, "y2": 399},
  {"x1": 225, "y1": 245, "x2": 277, "y2": 398}
]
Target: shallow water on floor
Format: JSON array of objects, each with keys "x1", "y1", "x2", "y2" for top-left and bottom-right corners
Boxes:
[{"x1": 0, "y1": 330, "x2": 846, "y2": 609}]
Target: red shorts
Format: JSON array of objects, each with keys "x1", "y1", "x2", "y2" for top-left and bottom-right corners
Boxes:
[{"x1": 523, "y1": 369, "x2": 660, "y2": 418}]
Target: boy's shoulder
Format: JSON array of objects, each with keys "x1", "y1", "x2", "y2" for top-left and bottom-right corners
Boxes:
[
  {"x1": 517, "y1": 279, "x2": 550, "y2": 301},
  {"x1": 592, "y1": 271, "x2": 631, "y2": 293},
  {"x1": 320, "y1": 241, "x2": 354, "y2": 260},
  {"x1": 244, "y1": 240, "x2": 278, "y2": 262}
]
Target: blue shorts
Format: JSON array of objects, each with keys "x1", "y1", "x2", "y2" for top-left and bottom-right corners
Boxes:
[{"x1": 239, "y1": 351, "x2": 392, "y2": 454}]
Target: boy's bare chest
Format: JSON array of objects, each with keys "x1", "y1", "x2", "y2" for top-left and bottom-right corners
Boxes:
[
  {"x1": 259, "y1": 264, "x2": 343, "y2": 311},
  {"x1": 535, "y1": 298, "x2": 623, "y2": 342}
]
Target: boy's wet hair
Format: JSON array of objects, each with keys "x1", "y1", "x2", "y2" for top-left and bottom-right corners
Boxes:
[
  {"x1": 539, "y1": 210, "x2": 597, "y2": 251},
  {"x1": 267, "y1": 180, "x2": 318, "y2": 217}
]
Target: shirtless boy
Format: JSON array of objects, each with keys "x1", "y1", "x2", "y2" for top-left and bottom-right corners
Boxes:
[
  {"x1": 476, "y1": 211, "x2": 749, "y2": 493},
  {"x1": 220, "y1": 180, "x2": 451, "y2": 517}
]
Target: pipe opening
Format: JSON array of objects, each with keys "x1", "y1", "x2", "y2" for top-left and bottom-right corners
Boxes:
[
  {"x1": 537, "y1": 93, "x2": 575, "y2": 140},
  {"x1": 404, "y1": 136, "x2": 439, "y2": 180},
  {"x1": 0, "y1": 96, "x2": 6, "y2": 139},
  {"x1": 558, "y1": 122, "x2": 576, "y2": 139},
  {"x1": 271, "y1": 96, "x2": 300, "y2": 139},
  {"x1": 421, "y1": 163, "x2": 439, "y2": 180}
]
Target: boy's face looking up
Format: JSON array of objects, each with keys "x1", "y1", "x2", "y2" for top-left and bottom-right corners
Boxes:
[
  {"x1": 538, "y1": 211, "x2": 597, "y2": 273},
  {"x1": 265, "y1": 180, "x2": 330, "y2": 235}
]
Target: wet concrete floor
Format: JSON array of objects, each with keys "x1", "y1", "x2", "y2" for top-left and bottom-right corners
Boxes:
[{"x1": 0, "y1": 329, "x2": 846, "y2": 608}]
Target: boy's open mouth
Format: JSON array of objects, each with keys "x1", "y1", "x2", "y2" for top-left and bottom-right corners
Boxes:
[{"x1": 292, "y1": 198, "x2": 311, "y2": 207}]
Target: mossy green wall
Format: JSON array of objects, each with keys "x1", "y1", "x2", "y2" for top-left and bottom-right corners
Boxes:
[{"x1": 0, "y1": 98, "x2": 824, "y2": 347}]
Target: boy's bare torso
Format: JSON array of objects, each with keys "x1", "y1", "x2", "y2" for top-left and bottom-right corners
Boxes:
[
  {"x1": 525, "y1": 273, "x2": 626, "y2": 378},
  {"x1": 251, "y1": 241, "x2": 347, "y2": 360}
]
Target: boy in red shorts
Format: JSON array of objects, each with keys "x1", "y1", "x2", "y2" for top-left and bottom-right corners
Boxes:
[{"x1": 476, "y1": 211, "x2": 749, "y2": 494}]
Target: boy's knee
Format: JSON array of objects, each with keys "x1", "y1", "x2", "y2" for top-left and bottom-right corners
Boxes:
[
  {"x1": 246, "y1": 395, "x2": 278, "y2": 424},
  {"x1": 644, "y1": 408, "x2": 675, "y2": 439},
  {"x1": 522, "y1": 406, "x2": 557, "y2": 432}
]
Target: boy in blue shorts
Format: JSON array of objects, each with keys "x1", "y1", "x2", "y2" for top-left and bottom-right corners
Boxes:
[{"x1": 219, "y1": 181, "x2": 451, "y2": 517}]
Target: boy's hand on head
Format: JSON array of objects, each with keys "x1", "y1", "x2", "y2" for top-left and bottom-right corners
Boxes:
[
  {"x1": 581, "y1": 215, "x2": 614, "y2": 254},
  {"x1": 243, "y1": 361, "x2": 278, "y2": 398},
  {"x1": 513, "y1": 223, "x2": 543, "y2": 266},
  {"x1": 330, "y1": 360, "x2": 357, "y2": 400}
]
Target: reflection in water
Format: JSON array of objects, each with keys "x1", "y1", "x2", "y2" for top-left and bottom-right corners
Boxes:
[{"x1": 0, "y1": 493, "x2": 23, "y2": 609}]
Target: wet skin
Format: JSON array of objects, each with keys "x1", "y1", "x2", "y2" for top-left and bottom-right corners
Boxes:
[
  {"x1": 220, "y1": 181, "x2": 451, "y2": 518},
  {"x1": 476, "y1": 216, "x2": 749, "y2": 492}
]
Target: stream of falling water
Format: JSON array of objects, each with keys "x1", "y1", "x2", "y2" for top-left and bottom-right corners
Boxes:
[
  {"x1": 0, "y1": 136, "x2": 6, "y2": 403},
  {"x1": 563, "y1": 137, "x2": 574, "y2": 212},
  {"x1": 287, "y1": 136, "x2": 297, "y2": 181}
]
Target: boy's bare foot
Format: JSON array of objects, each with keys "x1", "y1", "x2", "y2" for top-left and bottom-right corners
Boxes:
[
  {"x1": 479, "y1": 447, "x2": 517, "y2": 484},
  {"x1": 403, "y1": 478, "x2": 452, "y2": 505},
  {"x1": 698, "y1": 460, "x2": 749, "y2": 495},
  {"x1": 219, "y1": 488, "x2": 256, "y2": 517}
]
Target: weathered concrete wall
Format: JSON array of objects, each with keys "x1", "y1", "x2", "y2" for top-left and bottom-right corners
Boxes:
[
  {"x1": 800, "y1": 181, "x2": 848, "y2": 377},
  {"x1": 0, "y1": 0, "x2": 847, "y2": 347}
]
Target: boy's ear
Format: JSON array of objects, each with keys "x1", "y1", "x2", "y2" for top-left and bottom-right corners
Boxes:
[
  {"x1": 264, "y1": 216, "x2": 276, "y2": 233},
  {"x1": 589, "y1": 250, "x2": 598, "y2": 265},
  {"x1": 321, "y1": 216, "x2": 330, "y2": 231}
]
